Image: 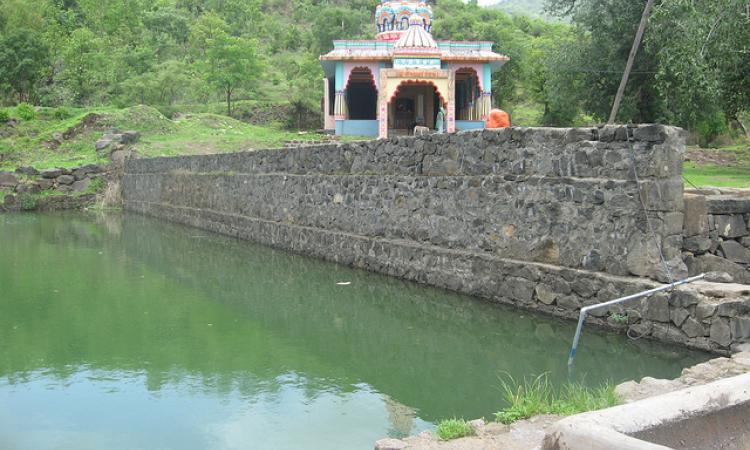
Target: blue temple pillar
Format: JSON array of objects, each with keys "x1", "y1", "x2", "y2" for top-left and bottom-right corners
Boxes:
[
  {"x1": 482, "y1": 63, "x2": 493, "y2": 119},
  {"x1": 334, "y1": 61, "x2": 346, "y2": 135}
]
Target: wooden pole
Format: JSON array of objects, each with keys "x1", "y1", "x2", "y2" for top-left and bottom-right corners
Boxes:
[{"x1": 608, "y1": 0, "x2": 656, "y2": 125}]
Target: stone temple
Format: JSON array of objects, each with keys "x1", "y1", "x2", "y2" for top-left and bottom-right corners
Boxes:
[{"x1": 320, "y1": 1, "x2": 509, "y2": 138}]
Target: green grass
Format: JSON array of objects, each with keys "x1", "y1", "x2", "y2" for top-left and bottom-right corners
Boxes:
[
  {"x1": 494, "y1": 373, "x2": 619, "y2": 424},
  {"x1": 436, "y1": 418, "x2": 474, "y2": 441},
  {"x1": 0, "y1": 105, "x2": 347, "y2": 171}
]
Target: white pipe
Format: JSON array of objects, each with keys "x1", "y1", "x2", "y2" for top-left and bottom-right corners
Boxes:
[{"x1": 567, "y1": 274, "x2": 706, "y2": 367}]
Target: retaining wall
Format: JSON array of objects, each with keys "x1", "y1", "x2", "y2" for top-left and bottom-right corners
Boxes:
[{"x1": 122, "y1": 126, "x2": 750, "y2": 354}]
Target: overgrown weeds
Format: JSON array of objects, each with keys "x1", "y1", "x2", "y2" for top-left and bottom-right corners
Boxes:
[
  {"x1": 436, "y1": 418, "x2": 474, "y2": 441},
  {"x1": 494, "y1": 373, "x2": 619, "y2": 424}
]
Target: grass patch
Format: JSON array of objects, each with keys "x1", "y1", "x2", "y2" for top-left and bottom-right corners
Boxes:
[
  {"x1": 684, "y1": 141, "x2": 750, "y2": 188},
  {"x1": 436, "y1": 418, "x2": 474, "y2": 441},
  {"x1": 494, "y1": 373, "x2": 619, "y2": 424}
]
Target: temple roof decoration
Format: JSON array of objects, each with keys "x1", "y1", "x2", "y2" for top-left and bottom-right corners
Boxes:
[
  {"x1": 394, "y1": 15, "x2": 438, "y2": 54},
  {"x1": 376, "y1": 1, "x2": 433, "y2": 41}
]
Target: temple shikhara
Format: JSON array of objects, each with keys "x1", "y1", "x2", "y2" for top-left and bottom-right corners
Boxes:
[{"x1": 320, "y1": 1, "x2": 509, "y2": 138}]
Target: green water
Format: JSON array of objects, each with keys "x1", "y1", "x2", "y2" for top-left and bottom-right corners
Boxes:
[{"x1": 0, "y1": 213, "x2": 708, "y2": 450}]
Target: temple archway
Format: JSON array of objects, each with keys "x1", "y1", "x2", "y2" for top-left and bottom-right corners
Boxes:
[{"x1": 346, "y1": 67, "x2": 378, "y2": 120}]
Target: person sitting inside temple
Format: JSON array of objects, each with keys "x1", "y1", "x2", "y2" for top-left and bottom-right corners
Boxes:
[{"x1": 486, "y1": 109, "x2": 511, "y2": 128}]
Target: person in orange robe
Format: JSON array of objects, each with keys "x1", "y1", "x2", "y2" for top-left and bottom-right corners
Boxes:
[{"x1": 486, "y1": 109, "x2": 511, "y2": 128}]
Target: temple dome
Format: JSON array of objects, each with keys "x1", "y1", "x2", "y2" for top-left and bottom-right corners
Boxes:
[{"x1": 394, "y1": 15, "x2": 438, "y2": 51}]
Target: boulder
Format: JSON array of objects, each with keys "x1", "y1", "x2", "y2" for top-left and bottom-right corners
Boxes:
[
  {"x1": 40, "y1": 168, "x2": 63, "y2": 179},
  {"x1": 719, "y1": 240, "x2": 750, "y2": 265},
  {"x1": 56, "y1": 175, "x2": 75, "y2": 185},
  {"x1": 15, "y1": 166, "x2": 39, "y2": 176},
  {"x1": 0, "y1": 171, "x2": 18, "y2": 188}
]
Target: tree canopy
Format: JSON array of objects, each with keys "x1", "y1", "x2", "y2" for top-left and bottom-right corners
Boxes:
[{"x1": 0, "y1": 0, "x2": 747, "y2": 137}]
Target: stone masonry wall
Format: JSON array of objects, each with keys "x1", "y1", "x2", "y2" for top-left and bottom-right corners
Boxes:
[
  {"x1": 122, "y1": 126, "x2": 750, "y2": 354},
  {"x1": 683, "y1": 189, "x2": 750, "y2": 284}
]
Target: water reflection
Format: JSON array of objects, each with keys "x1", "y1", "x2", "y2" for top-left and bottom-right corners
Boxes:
[{"x1": 0, "y1": 213, "x2": 709, "y2": 450}]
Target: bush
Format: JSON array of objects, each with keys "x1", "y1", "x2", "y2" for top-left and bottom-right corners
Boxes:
[
  {"x1": 18, "y1": 193, "x2": 38, "y2": 211},
  {"x1": 53, "y1": 107, "x2": 72, "y2": 120},
  {"x1": 0, "y1": 109, "x2": 9, "y2": 123},
  {"x1": 436, "y1": 418, "x2": 474, "y2": 441},
  {"x1": 696, "y1": 111, "x2": 728, "y2": 147},
  {"x1": 16, "y1": 103, "x2": 37, "y2": 121}
]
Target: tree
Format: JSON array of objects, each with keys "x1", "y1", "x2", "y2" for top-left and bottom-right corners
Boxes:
[
  {"x1": 0, "y1": 28, "x2": 50, "y2": 102},
  {"x1": 203, "y1": 34, "x2": 262, "y2": 116},
  {"x1": 59, "y1": 27, "x2": 105, "y2": 104},
  {"x1": 647, "y1": 0, "x2": 750, "y2": 135}
]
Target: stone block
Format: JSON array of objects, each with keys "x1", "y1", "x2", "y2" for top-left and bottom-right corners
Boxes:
[
  {"x1": 682, "y1": 317, "x2": 706, "y2": 338},
  {"x1": 696, "y1": 303, "x2": 717, "y2": 320},
  {"x1": 633, "y1": 124, "x2": 668, "y2": 143},
  {"x1": 535, "y1": 284, "x2": 557, "y2": 305},
  {"x1": 683, "y1": 236, "x2": 712, "y2": 254},
  {"x1": 710, "y1": 318, "x2": 732, "y2": 347},
  {"x1": 683, "y1": 194, "x2": 708, "y2": 236},
  {"x1": 731, "y1": 317, "x2": 750, "y2": 340},
  {"x1": 670, "y1": 308, "x2": 690, "y2": 327},
  {"x1": 37, "y1": 179, "x2": 53, "y2": 190},
  {"x1": 15, "y1": 183, "x2": 41, "y2": 194},
  {"x1": 706, "y1": 196, "x2": 750, "y2": 214},
  {"x1": 557, "y1": 295, "x2": 582, "y2": 310},
  {"x1": 15, "y1": 166, "x2": 38, "y2": 176},
  {"x1": 714, "y1": 215, "x2": 748, "y2": 238},
  {"x1": 72, "y1": 178, "x2": 91, "y2": 192},
  {"x1": 719, "y1": 240, "x2": 750, "y2": 264},
  {"x1": 642, "y1": 294, "x2": 670, "y2": 322},
  {"x1": 40, "y1": 168, "x2": 62, "y2": 179},
  {"x1": 684, "y1": 254, "x2": 750, "y2": 284},
  {"x1": 56, "y1": 175, "x2": 75, "y2": 185},
  {"x1": 506, "y1": 277, "x2": 535, "y2": 303}
]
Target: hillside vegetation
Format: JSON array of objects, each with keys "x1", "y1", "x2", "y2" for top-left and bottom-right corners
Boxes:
[{"x1": 0, "y1": 105, "x2": 328, "y2": 170}]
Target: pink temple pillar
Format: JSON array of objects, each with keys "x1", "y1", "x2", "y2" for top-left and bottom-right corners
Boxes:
[{"x1": 378, "y1": 98, "x2": 388, "y2": 139}]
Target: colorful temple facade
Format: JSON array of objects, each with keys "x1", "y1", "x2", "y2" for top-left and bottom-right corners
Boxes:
[{"x1": 320, "y1": 1, "x2": 509, "y2": 138}]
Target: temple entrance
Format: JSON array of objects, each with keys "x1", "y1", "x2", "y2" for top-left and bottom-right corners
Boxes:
[
  {"x1": 388, "y1": 83, "x2": 444, "y2": 135},
  {"x1": 346, "y1": 68, "x2": 377, "y2": 120}
]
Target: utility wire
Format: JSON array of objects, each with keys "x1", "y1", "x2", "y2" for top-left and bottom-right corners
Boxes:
[{"x1": 625, "y1": 129, "x2": 675, "y2": 285}]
